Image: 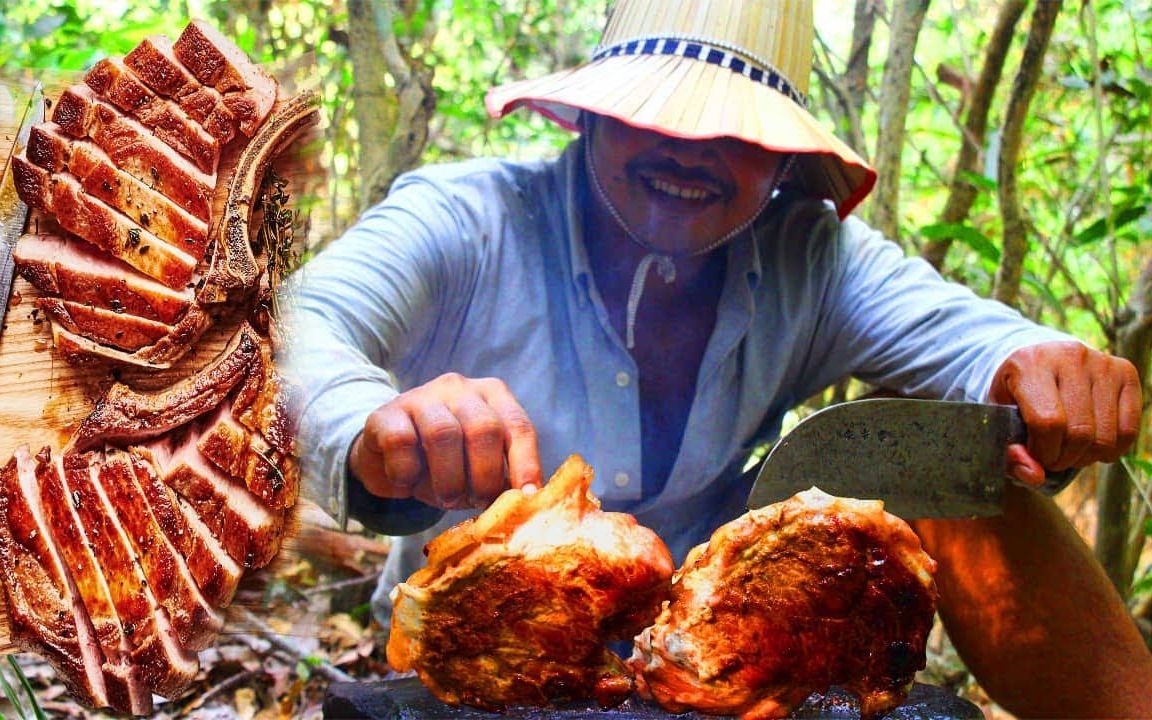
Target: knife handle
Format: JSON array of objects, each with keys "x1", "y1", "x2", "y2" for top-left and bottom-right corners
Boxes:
[{"x1": 1006, "y1": 408, "x2": 1079, "y2": 496}]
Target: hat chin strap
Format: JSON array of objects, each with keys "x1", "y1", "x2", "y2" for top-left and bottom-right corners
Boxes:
[{"x1": 583, "y1": 139, "x2": 792, "y2": 349}]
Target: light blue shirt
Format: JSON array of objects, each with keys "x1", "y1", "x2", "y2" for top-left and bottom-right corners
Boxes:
[{"x1": 283, "y1": 139, "x2": 1069, "y2": 619}]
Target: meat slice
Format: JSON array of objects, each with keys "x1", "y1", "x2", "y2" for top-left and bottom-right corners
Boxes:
[
  {"x1": 126, "y1": 448, "x2": 241, "y2": 607},
  {"x1": 387, "y1": 455, "x2": 674, "y2": 711},
  {"x1": 26, "y1": 124, "x2": 209, "y2": 259},
  {"x1": 93, "y1": 449, "x2": 222, "y2": 650},
  {"x1": 85, "y1": 57, "x2": 220, "y2": 175},
  {"x1": 12, "y1": 158, "x2": 198, "y2": 289},
  {"x1": 173, "y1": 20, "x2": 277, "y2": 136},
  {"x1": 15, "y1": 234, "x2": 194, "y2": 325},
  {"x1": 37, "y1": 297, "x2": 176, "y2": 352},
  {"x1": 34, "y1": 449, "x2": 150, "y2": 715},
  {"x1": 60, "y1": 452, "x2": 199, "y2": 699},
  {"x1": 197, "y1": 401, "x2": 298, "y2": 510},
  {"x1": 124, "y1": 35, "x2": 237, "y2": 143},
  {"x1": 0, "y1": 448, "x2": 110, "y2": 710},
  {"x1": 48, "y1": 305, "x2": 212, "y2": 369},
  {"x1": 69, "y1": 324, "x2": 262, "y2": 450},
  {"x1": 629, "y1": 488, "x2": 939, "y2": 719},
  {"x1": 52, "y1": 84, "x2": 214, "y2": 221},
  {"x1": 142, "y1": 427, "x2": 285, "y2": 569}
]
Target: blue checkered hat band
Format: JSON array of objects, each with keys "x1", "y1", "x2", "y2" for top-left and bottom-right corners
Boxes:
[{"x1": 591, "y1": 37, "x2": 808, "y2": 107}]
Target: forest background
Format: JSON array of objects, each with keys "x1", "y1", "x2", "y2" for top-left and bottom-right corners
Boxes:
[{"x1": 0, "y1": 0, "x2": 1150, "y2": 718}]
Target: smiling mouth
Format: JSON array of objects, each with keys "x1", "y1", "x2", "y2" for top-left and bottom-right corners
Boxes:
[{"x1": 638, "y1": 172, "x2": 724, "y2": 203}]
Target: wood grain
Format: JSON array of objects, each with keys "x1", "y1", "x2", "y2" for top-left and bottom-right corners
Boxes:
[{"x1": 0, "y1": 67, "x2": 321, "y2": 653}]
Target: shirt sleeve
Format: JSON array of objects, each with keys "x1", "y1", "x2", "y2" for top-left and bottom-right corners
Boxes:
[
  {"x1": 800, "y1": 213, "x2": 1077, "y2": 403},
  {"x1": 280, "y1": 172, "x2": 480, "y2": 528}
]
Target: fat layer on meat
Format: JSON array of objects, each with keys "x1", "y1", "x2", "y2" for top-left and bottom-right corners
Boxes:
[
  {"x1": 12, "y1": 157, "x2": 198, "y2": 289},
  {"x1": 126, "y1": 448, "x2": 241, "y2": 607},
  {"x1": 15, "y1": 234, "x2": 194, "y2": 324},
  {"x1": 38, "y1": 297, "x2": 176, "y2": 352},
  {"x1": 52, "y1": 85, "x2": 214, "y2": 221},
  {"x1": 34, "y1": 450, "x2": 149, "y2": 715},
  {"x1": 0, "y1": 448, "x2": 109, "y2": 709},
  {"x1": 26, "y1": 124, "x2": 209, "y2": 259},
  {"x1": 85, "y1": 57, "x2": 220, "y2": 175},
  {"x1": 173, "y1": 21, "x2": 276, "y2": 136},
  {"x1": 124, "y1": 35, "x2": 237, "y2": 143}
]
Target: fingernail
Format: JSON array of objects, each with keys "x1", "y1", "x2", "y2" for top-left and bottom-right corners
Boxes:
[{"x1": 1012, "y1": 464, "x2": 1042, "y2": 486}]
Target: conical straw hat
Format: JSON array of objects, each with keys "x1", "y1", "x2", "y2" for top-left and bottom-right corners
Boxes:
[{"x1": 486, "y1": 0, "x2": 875, "y2": 218}]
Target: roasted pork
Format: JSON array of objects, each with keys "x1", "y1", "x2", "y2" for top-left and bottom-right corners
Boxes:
[
  {"x1": 172, "y1": 20, "x2": 277, "y2": 136},
  {"x1": 37, "y1": 297, "x2": 176, "y2": 352},
  {"x1": 630, "y1": 488, "x2": 938, "y2": 719},
  {"x1": 387, "y1": 455, "x2": 674, "y2": 711}
]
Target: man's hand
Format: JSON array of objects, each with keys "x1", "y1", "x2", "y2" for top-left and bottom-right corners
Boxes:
[
  {"x1": 349, "y1": 373, "x2": 543, "y2": 510},
  {"x1": 988, "y1": 341, "x2": 1142, "y2": 486}
]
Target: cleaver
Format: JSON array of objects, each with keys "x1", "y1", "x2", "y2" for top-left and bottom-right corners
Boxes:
[{"x1": 745, "y1": 398, "x2": 1078, "y2": 519}]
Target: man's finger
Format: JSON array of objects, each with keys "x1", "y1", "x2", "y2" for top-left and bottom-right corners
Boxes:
[
  {"x1": 1049, "y1": 372, "x2": 1094, "y2": 471},
  {"x1": 1006, "y1": 443, "x2": 1045, "y2": 487},
  {"x1": 410, "y1": 398, "x2": 468, "y2": 507},
  {"x1": 362, "y1": 405, "x2": 425, "y2": 498},
  {"x1": 1014, "y1": 369, "x2": 1065, "y2": 469},
  {"x1": 1117, "y1": 364, "x2": 1142, "y2": 455},
  {"x1": 480, "y1": 379, "x2": 541, "y2": 490},
  {"x1": 451, "y1": 394, "x2": 507, "y2": 505}
]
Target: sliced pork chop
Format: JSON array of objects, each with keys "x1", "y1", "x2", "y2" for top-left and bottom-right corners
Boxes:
[
  {"x1": 26, "y1": 124, "x2": 209, "y2": 258},
  {"x1": 0, "y1": 448, "x2": 109, "y2": 710},
  {"x1": 34, "y1": 449, "x2": 149, "y2": 715},
  {"x1": 38, "y1": 297, "x2": 176, "y2": 352},
  {"x1": 15, "y1": 234, "x2": 193, "y2": 324},
  {"x1": 126, "y1": 448, "x2": 241, "y2": 607},
  {"x1": 61, "y1": 452, "x2": 199, "y2": 699},
  {"x1": 48, "y1": 305, "x2": 212, "y2": 369},
  {"x1": 12, "y1": 158, "x2": 198, "y2": 289},
  {"x1": 197, "y1": 400, "x2": 298, "y2": 510},
  {"x1": 173, "y1": 20, "x2": 276, "y2": 136},
  {"x1": 85, "y1": 57, "x2": 219, "y2": 175},
  {"x1": 124, "y1": 35, "x2": 237, "y2": 143},
  {"x1": 96, "y1": 448, "x2": 223, "y2": 650},
  {"x1": 52, "y1": 84, "x2": 214, "y2": 221}
]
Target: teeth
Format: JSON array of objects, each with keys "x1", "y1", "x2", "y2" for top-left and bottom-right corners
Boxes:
[{"x1": 648, "y1": 178, "x2": 713, "y2": 201}]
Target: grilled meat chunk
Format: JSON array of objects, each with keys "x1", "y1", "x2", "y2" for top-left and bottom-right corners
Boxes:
[
  {"x1": 26, "y1": 124, "x2": 209, "y2": 258},
  {"x1": 172, "y1": 20, "x2": 277, "y2": 136},
  {"x1": 630, "y1": 488, "x2": 938, "y2": 720},
  {"x1": 15, "y1": 234, "x2": 194, "y2": 325},
  {"x1": 85, "y1": 57, "x2": 220, "y2": 175},
  {"x1": 37, "y1": 297, "x2": 177, "y2": 352},
  {"x1": 387, "y1": 455, "x2": 674, "y2": 711}
]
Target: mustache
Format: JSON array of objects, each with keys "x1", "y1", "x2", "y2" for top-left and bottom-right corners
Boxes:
[{"x1": 625, "y1": 157, "x2": 735, "y2": 198}]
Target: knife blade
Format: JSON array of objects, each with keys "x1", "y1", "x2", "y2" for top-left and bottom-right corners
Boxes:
[
  {"x1": 0, "y1": 81, "x2": 44, "y2": 335},
  {"x1": 745, "y1": 398, "x2": 1078, "y2": 519}
]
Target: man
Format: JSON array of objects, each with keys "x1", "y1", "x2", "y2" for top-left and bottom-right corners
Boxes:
[{"x1": 286, "y1": 0, "x2": 1152, "y2": 715}]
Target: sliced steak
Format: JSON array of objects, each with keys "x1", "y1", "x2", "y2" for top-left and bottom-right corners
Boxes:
[
  {"x1": 85, "y1": 57, "x2": 220, "y2": 175},
  {"x1": 0, "y1": 448, "x2": 109, "y2": 710},
  {"x1": 12, "y1": 158, "x2": 198, "y2": 289},
  {"x1": 96, "y1": 448, "x2": 222, "y2": 650},
  {"x1": 197, "y1": 401, "x2": 298, "y2": 510},
  {"x1": 173, "y1": 20, "x2": 277, "y2": 136},
  {"x1": 124, "y1": 35, "x2": 237, "y2": 143},
  {"x1": 49, "y1": 304, "x2": 212, "y2": 369},
  {"x1": 69, "y1": 324, "x2": 262, "y2": 450},
  {"x1": 34, "y1": 449, "x2": 150, "y2": 715},
  {"x1": 144, "y1": 427, "x2": 285, "y2": 569},
  {"x1": 60, "y1": 452, "x2": 199, "y2": 698},
  {"x1": 26, "y1": 124, "x2": 209, "y2": 259},
  {"x1": 14, "y1": 234, "x2": 193, "y2": 324},
  {"x1": 126, "y1": 448, "x2": 241, "y2": 607},
  {"x1": 52, "y1": 84, "x2": 214, "y2": 221},
  {"x1": 37, "y1": 297, "x2": 176, "y2": 352}
]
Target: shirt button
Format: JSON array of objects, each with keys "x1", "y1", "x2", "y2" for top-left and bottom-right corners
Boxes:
[
  {"x1": 614, "y1": 472, "x2": 631, "y2": 488},
  {"x1": 615, "y1": 371, "x2": 631, "y2": 387}
]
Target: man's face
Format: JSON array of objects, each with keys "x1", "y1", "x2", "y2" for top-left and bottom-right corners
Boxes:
[{"x1": 587, "y1": 115, "x2": 785, "y2": 255}]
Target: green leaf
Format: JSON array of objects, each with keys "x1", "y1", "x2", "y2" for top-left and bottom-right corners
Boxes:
[
  {"x1": 1073, "y1": 203, "x2": 1149, "y2": 246},
  {"x1": 7, "y1": 656, "x2": 47, "y2": 720},
  {"x1": 918, "y1": 222, "x2": 1001, "y2": 263},
  {"x1": 957, "y1": 170, "x2": 997, "y2": 192}
]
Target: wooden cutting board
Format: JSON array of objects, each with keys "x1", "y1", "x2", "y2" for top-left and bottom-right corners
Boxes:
[
  {"x1": 322, "y1": 677, "x2": 984, "y2": 720},
  {"x1": 0, "y1": 66, "x2": 322, "y2": 649}
]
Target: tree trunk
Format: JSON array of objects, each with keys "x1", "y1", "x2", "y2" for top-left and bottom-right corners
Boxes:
[
  {"x1": 921, "y1": 0, "x2": 1028, "y2": 270},
  {"x1": 1095, "y1": 256, "x2": 1152, "y2": 595},
  {"x1": 348, "y1": 0, "x2": 437, "y2": 211},
  {"x1": 837, "y1": 0, "x2": 881, "y2": 158},
  {"x1": 868, "y1": 0, "x2": 930, "y2": 241},
  {"x1": 992, "y1": 0, "x2": 1061, "y2": 307}
]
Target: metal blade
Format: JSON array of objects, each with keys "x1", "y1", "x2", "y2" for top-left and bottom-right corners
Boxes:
[
  {"x1": 0, "y1": 82, "x2": 43, "y2": 334},
  {"x1": 746, "y1": 398, "x2": 1025, "y2": 519}
]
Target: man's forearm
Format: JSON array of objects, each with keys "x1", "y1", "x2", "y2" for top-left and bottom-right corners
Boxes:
[{"x1": 913, "y1": 485, "x2": 1152, "y2": 717}]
